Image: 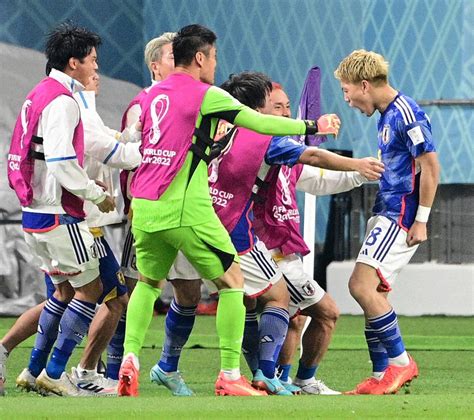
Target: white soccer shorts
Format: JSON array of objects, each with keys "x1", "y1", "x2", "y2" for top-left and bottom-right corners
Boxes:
[
  {"x1": 24, "y1": 220, "x2": 99, "y2": 288},
  {"x1": 356, "y1": 215, "x2": 419, "y2": 292},
  {"x1": 204, "y1": 238, "x2": 283, "y2": 297},
  {"x1": 274, "y1": 253, "x2": 326, "y2": 318}
]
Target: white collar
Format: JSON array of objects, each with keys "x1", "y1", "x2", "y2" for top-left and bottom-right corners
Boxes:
[{"x1": 49, "y1": 68, "x2": 85, "y2": 94}]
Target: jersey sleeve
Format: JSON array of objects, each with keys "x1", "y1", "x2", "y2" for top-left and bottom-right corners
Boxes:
[
  {"x1": 201, "y1": 86, "x2": 307, "y2": 136},
  {"x1": 402, "y1": 114, "x2": 436, "y2": 159},
  {"x1": 296, "y1": 165, "x2": 366, "y2": 196},
  {"x1": 265, "y1": 136, "x2": 306, "y2": 166}
]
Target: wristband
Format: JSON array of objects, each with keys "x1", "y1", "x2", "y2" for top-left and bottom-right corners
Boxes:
[
  {"x1": 304, "y1": 120, "x2": 318, "y2": 135},
  {"x1": 415, "y1": 205, "x2": 431, "y2": 223}
]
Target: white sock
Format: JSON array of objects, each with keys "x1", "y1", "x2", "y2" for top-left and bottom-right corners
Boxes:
[
  {"x1": 0, "y1": 344, "x2": 8, "y2": 360},
  {"x1": 389, "y1": 351, "x2": 410, "y2": 367},
  {"x1": 221, "y1": 368, "x2": 240, "y2": 380},
  {"x1": 372, "y1": 371, "x2": 385, "y2": 380},
  {"x1": 77, "y1": 364, "x2": 97, "y2": 377},
  {"x1": 294, "y1": 376, "x2": 316, "y2": 386}
]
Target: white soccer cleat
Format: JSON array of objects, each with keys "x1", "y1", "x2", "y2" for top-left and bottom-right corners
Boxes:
[
  {"x1": 36, "y1": 369, "x2": 87, "y2": 397},
  {"x1": 70, "y1": 367, "x2": 118, "y2": 396},
  {"x1": 16, "y1": 368, "x2": 37, "y2": 392},
  {"x1": 293, "y1": 378, "x2": 341, "y2": 395}
]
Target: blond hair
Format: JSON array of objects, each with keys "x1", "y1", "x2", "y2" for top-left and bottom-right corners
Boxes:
[
  {"x1": 144, "y1": 32, "x2": 176, "y2": 80},
  {"x1": 334, "y1": 49, "x2": 389, "y2": 85}
]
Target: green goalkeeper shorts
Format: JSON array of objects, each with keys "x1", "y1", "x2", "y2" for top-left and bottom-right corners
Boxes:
[{"x1": 132, "y1": 218, "x2": 239, "y2": 281}]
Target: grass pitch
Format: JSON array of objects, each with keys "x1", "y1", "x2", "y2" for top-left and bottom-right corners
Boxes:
[{"x1": 0, "y1": 315, "x2": 472, "y2": 419}]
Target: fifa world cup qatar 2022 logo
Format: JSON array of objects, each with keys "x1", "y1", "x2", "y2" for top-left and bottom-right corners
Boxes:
[{"x1": 148, "y1": 94, "x2": 170, "y2": 145}]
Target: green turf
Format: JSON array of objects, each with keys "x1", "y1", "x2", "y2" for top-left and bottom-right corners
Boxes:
[{"x1": 0, "y1": 315, "x2": 473, "y2": 419}]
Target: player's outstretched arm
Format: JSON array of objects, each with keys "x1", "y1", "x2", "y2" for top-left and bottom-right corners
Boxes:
[
  {"x1": 406, "y1": 151, "x2": 440, "y2": 246},
  {"x1": 297, "y1": 149, "x2": 384, "y2": 181},
  {"x1": 296, "y1": 165, "x2": 368, "y2": 196}
]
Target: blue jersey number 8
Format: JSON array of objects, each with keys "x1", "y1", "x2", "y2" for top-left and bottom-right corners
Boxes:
[{"x1": 365, "y1": 227, "x2": 382, "y2": 246}]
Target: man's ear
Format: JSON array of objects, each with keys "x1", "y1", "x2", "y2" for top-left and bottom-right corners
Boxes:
[
  {"x1": 361, "y1": 79, "x2": 370, "y2": 93},
  {"x1": 195, "y1": 51, "x2": 205, "y2": 67},
  {"x1": 68, "y1": 57, "x2": 78, "y2": 70}
]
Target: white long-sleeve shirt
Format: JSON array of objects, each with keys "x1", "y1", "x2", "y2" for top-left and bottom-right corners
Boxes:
[
  {"x1": 23, "y1": 69, "x2": 106, "y2": 214},
  {"x1": 74, "y1": 90, "x2": 141, "y2": 227},
  {"x1": 296, "y1": 165, "x2": 367, "y2": 195}
]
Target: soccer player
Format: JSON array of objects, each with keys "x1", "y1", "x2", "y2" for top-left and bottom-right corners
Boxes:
[
  {"x1": 6, "y1": 22, "x2": 115, "y2": 396},
  {"x1": 254, "y1": 82, "x2": 367, "y2": 395},
  {"x1": 117, "y1": 24, "x2": 342, "y2": 397},
  {"x1": 10, "y1": 72, "x2": 141, "y2": 396},
  {"x1": 334, "y1": 50, "x2": 439, "y2": 394},
  {"x1": 120, "y1": 32, "x2": 176, "y2": 289}
]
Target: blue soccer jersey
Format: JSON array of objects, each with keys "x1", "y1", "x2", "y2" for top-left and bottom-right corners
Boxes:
[{"x1": 373, "y1": 93, "x2": 436, "y2": 229}]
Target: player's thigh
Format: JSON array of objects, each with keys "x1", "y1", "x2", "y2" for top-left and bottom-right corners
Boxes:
[
  {"x1": 94, "y1": 236, "x2": 128, "y2": 304},
  {"x1": 356, "y1": 215, "x2": 419, "y2": 291},
  {"x1": 133, "y1": 227, "x2": 178, "y2": 281},
  {"x1": 179, "y1": 220, "x2": 238, "y2": 281},
  {"x1": 240, "y1": 239, "x2": 282, "y2": 298},
  {"x1": 277, "y1": 254, "x2": 325, "y2": 317}
]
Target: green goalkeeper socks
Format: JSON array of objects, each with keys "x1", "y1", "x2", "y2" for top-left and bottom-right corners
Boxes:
[
  {"x1": 216, "y1": 288, "x2": 245, "y2": 370},
  {"x1": 124, "y1": 281, "x2": 162, "y2": 357}
]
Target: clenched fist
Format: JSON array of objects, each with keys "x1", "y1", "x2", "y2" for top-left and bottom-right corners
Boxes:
[{"x1": 317, "y1": 114, "x2": 341, "y2": 137}]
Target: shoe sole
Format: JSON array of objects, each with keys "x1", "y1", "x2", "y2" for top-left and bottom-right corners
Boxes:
[
  {"x1": 118, "y1": 374, "x2": 138, "y2": 397},
  {"x1": 215, "y1": 386, "x2": 266, "y2": 397},
  {"x1": 384, "y1": 374, "x2": 418, "y2": 395},
  {"x1": 16, "y1": 380, "x2": 37, "y2": 393}
]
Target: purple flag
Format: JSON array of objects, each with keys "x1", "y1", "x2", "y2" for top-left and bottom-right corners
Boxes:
[{"x1": 295, "y1": 66, "x2": 326, "y2": 146}]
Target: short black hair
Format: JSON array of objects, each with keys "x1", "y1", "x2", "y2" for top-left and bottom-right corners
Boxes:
[
  {"x1": 173, "y1": 24, "x2": 216, "y2": 67},
  {"x1": 45, "y1": 22, "x2": 101, "y2": 74},
  {"x1": 220, "y1": 71, "x2": 272, "y2": 110}
]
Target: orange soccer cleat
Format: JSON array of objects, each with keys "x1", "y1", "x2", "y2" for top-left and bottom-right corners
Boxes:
[
  {"x1": 215, "y1": 372, "x2": 267, "y2": 396},
  {"x1": 346, "y1": 355, "x2": 418, "y2": 395},
  {"x1": 345, "y1": 376, "x2": 386, "y2": 395},
  {"x1": 118, "y1": 355, "x2": 140, "y2": 397},
  {"x1": 379, "y1": 355, "x2": 418, "y2": 394}
]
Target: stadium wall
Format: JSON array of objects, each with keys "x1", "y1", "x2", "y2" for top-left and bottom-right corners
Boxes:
[{"x1": 0, "y1": 1, "x2": 472, "y2": 314}]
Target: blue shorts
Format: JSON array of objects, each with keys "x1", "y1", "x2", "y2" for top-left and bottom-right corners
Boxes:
[{"x1": 45, "y1": 236, "x2": 127, "y2": 303}]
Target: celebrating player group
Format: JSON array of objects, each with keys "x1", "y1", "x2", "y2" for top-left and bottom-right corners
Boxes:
[{"x1": 0, "y1": 21, "x2": 439, "y2": 398}]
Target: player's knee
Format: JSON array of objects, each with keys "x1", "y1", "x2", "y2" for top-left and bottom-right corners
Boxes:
[
  {"x1": 172, "y1": 279, "x2": 201, "y2": 306},
  {"x1": 348, "y1": 274, "x2": 364, "y2": 300},
  {"x1": 106, "y1": 293, "x2": 129, "y2": 313},
  {"x1": 53, "y1": 282, "x2": 75, "y2": 303}
]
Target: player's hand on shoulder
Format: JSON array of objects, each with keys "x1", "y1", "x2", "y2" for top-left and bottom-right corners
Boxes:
[
  {"x1": 97, "y1": 195, "x2": 116, "y2": 213},
  {"x1": 406, "y1": 221, "x2": 427, "y2": 246},
  {"x1": 317, "y1": 114, "x2": 341, "y2": 137},
  {"x1": 356, "y1": 157, "x2": 384, "y2": 181}
]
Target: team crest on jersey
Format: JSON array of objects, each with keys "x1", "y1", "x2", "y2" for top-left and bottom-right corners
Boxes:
[
  {"x1": 381, "y1": 124, "x2": 391, "y2": 144},
  {"x1": 302, "y1": 281, "x2": 316, "y2": 296}
]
